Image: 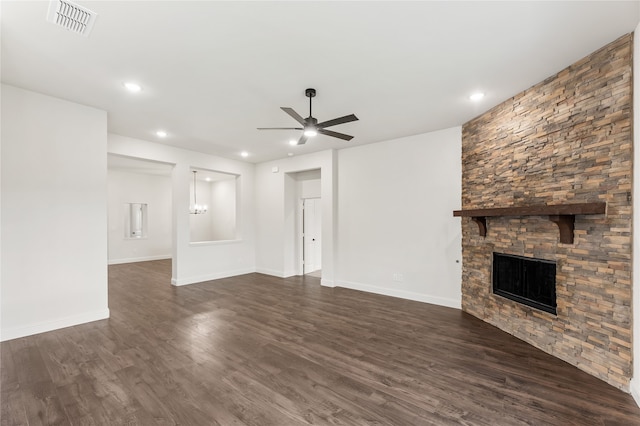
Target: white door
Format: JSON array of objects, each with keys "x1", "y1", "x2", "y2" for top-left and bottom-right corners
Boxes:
[{"x1": 303, "y1": 198, "x2": 322, "y2": 274}]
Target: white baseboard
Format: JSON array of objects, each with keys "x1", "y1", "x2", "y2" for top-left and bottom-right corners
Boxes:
[
  {"x1": 108, "y1": 254, "x2": 171, "y2": 265},
  {"x1": 336, "y1": 280, "x2": 461, "y2": 309},
  {"x1": 631, "y1": 378, "x2": 640, "y2": 408},
  {"x1": 321, "y1": 278, "x2": 335, "y2": 287},
  {"x1": 256, "y1": 269, "x2": 311, "y2": 279},
  {"x1": 255, "y1": 268, "x2": 286, "y2": 278},
  {"x1": 0, "y1": 308, "x2": 110, "y2": 342},
  {"x1": 171, "y1": 267, "x2": 255, "y2": 286},
  {"x1": 283, "y1": 269, "x2": 299, "y2": 278}
]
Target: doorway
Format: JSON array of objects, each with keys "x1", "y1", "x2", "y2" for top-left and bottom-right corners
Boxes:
[
  {"x1": 303, "y1": 197, "x2": 322, "y2": 276},
  {"x1": 287, "y1": 168, "x2": 321, "y2": 278},
  {"x1": 107, "y1": 154, "x2": 173, "y2": 269}
]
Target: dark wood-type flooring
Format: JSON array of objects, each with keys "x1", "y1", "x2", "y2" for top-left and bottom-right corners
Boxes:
[{"x1": 2, "y1": 260, "x2": 640, "y2": 425}]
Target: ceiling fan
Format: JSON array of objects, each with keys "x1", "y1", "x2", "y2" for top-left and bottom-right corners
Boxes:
[{"x1": 258, "y1": 88, "x2": 358, "y2": 145}]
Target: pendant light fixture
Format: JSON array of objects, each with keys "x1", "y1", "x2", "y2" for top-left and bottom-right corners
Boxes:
[{"x1": 190, "y1": 170, "x2": 207, "y2": 215}]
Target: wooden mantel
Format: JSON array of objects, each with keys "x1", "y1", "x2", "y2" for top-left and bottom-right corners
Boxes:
[{"x1": 453, "y1": 202, "x2": 607, "y2": 244}]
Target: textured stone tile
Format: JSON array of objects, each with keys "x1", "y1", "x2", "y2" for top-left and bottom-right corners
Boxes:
[{"x1": 460, "y1": 34, "x2": 632, "y2": 391}]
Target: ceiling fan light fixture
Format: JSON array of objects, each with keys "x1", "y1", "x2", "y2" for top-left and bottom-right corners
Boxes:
[
  {"x1": 303, "y1": 127, "x2": 318, "y2": 137},
  {"x1": 258, "y1": 88, "x2": 358, "y2": 144}
]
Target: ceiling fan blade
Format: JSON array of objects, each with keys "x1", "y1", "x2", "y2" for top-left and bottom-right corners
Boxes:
[
  {"x1": 257, "y1": 127, "x2": 303, "y2": 130},
  {"x1": 281, "y1": 107, "x2": 306, "y2": 125},
  {"x1": 317, "y1": 114, "x2": 358, "y2": 129},
  {"x1": 297, "y1": 134, "x2": 308, "y2": 145},
  {"x1": 318, "y1": 128, "x2": 354, "y2": 141}
]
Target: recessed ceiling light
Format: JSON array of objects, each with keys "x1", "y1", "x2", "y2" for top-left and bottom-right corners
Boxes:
[
  {"x1": 289, "y1": 139, "x2": 298, "y2": 146},
  {"x1": 124, "y1": 82, "x2": 142, "y2": 93},
  {"x1": 241, "y1": 151, "x2": 249, "y2": 158},
  {"x1": 288, "y1": 153, "x2": 294, "y2": 157},
  {"x1": 469, "y1": 92, "x2": 485, "y2": 101},
  {"x1": 205, "y1": 177, "x2": 211, "y2": 182},
  {"x1": 156, "y1": 130, "x2": 167, "y2": 138}
]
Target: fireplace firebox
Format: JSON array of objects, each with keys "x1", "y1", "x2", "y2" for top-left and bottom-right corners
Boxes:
[{"x1": 492, "y1": 253, "x2": 557, "y2": 315}]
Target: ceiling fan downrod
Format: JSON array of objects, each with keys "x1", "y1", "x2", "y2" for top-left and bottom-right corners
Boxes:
[{"x1": 305, "y1": 88, "x2": 316, "y2": 118}]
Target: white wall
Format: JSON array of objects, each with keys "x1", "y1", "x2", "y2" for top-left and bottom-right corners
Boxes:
[
  {"x1": 1, "y1": 85, "x2": 109, "y2": 341},
  {"x1": 631, "y1": 23, "x2": 640, "y2": 407},
  {"x1": 108, "y1": 169, "x2": 172, "y2": 264},
  {"x1": 255, "y1": 151, "x2": 337, "y2": 285},
  {"x1": 108, "y1": 134, "x2": 255, "y2": 286},
  {"x1": 254, "y1": 127, "x2": 462, "y2": 308},
  {"x1": 0, "y1": 86, "x2": 461, "y2": 343},
  {"x1": 190, "y1": 177, "x2": 237, "y2": 242},
  {"x1": 336, "y1": 127, "x2": 462, "y2": 308},
  {"x1": 190, "y1": 180, "x2": 213, "y2": 242},
  {"x1": 209, "y1": 178, "x2": 237, "y2": 240},
  {"x1": 297, "y1": 172, "x2": 321, "y2": 199}
]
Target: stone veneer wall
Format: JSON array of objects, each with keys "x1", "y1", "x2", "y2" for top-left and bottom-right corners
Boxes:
[{"x1": 460, "y1": 34, "x2": 632, "y2": 390}]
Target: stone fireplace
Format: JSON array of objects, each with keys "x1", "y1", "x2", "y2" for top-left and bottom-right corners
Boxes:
[{"x1": 459, "y1": 34, "x2": 632, "y2": 390}]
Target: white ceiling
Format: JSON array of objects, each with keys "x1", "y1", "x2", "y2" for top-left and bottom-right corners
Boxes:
[{"x1": 3, "y1": 1, "x2": 639, "y2": 164}]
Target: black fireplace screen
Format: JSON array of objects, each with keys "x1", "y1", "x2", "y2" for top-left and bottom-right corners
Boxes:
[{"x1": 492, "y1": 253, "x2": 557, "y2": 315}]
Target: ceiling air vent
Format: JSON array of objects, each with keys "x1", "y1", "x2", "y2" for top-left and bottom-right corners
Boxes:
[{"x1": 46, "y1": 0, "x2": 97, "y2": 37}]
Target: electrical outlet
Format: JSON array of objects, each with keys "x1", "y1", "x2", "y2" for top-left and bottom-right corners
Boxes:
[{"x1": 393, "y1": 273, "x2": 404, "y2": 282}]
